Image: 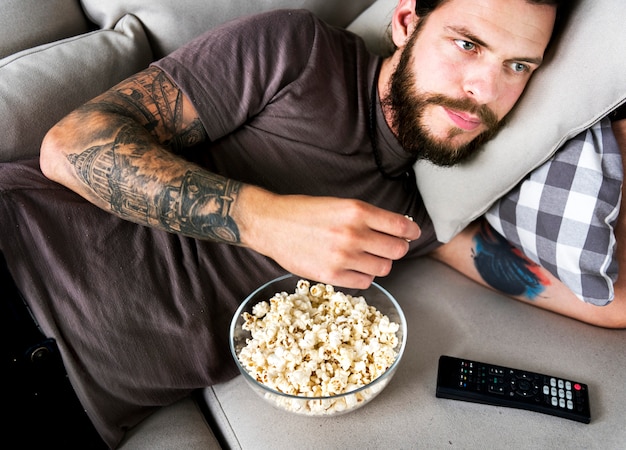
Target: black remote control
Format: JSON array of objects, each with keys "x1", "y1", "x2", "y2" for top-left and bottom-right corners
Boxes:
[{"x1": 436, "y1": 355, "x2": 591, "y2": 423}]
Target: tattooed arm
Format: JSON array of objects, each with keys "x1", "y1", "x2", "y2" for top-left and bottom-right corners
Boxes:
[
  {"x1": 431, "y1": 119, "x2": 626, "y2": 329},
  {"x1": 40, "y1": 66, "x2": 244, "y2": 242},
  {"x1": 431, "y1": 220, "x2": 626, "y2": 328},
  {"x1": 40, "y1": 66, "x2": 419, "y2": 288}
]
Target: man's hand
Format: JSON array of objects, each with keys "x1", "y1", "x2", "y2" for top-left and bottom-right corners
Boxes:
[{"x1": 235, "y1": 186, "x2": 421, "y2": 289}]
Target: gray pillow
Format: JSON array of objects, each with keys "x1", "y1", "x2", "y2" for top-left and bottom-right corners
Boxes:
[
  {"x1": 0, "y1": 0, "x2": 89, "y2": 59},
  {"x1": 0, "y1": 14, "x2": 153, "y2": 162}
]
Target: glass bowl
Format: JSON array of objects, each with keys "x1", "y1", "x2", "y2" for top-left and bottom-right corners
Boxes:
[{"x1": 229, "y1": 274, "x2": 407, "y2": 416}]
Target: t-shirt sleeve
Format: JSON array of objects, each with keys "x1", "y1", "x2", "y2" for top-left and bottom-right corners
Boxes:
[{"x1": 153, "y1": 9, "x2": 318, "y2": 141}]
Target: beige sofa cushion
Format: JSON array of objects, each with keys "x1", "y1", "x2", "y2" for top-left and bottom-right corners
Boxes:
[
  {"x1": 0, "y1": 0, "x2": 89, "y2": 59},
  {"x1": 0, "y1": 14, "x2": 153, "y2": 162},
  {"x1": 81, "y1": 0, "x2": 377, "y2": 58}
]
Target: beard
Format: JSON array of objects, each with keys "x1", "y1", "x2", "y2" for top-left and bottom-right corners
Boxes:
[{"x1": 382, "y1": 29, "x2": 504, "y2": 167}]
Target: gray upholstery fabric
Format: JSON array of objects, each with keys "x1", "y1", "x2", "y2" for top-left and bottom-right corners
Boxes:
[
  {"x1": 81, "y1": 0, "x2": 377, "y2": 58},
  {"x1": 0, "y1": 15, "x2": 152, "y2": 162},
  {"x1": 0, "y1": 0, "x2": 89, "y2": 59},
  {"x1": 118, "y1": 398, "x2": 221, "y2": 449}
]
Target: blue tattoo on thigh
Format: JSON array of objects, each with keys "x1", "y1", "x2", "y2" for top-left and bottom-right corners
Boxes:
[{"x1": 473, "y1": 222, "x2": 547, "y2": 300}]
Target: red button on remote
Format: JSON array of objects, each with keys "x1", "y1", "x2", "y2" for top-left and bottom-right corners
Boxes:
[{"x1": 574, "y1": 383, "x2": 582, "y2": 391}]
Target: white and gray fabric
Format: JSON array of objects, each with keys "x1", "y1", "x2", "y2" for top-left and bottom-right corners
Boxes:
[{"x1": 486, "y1": 118, "x2": 623, "y2": 306}]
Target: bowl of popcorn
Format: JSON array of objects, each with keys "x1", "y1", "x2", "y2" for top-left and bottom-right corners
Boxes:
[{"x1": 229, "y1": 274, "x2": 407, "y2": 416}]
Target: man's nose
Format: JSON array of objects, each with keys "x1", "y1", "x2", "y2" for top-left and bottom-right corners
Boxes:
[{"x1": 463, "y1": 63, "x2": 500, "y2": 105}]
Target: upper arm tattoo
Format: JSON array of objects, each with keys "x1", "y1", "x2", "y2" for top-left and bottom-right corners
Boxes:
[
  {"x1": 472, "y1": 221, "x2": 550, "y2": 300},
  {"x1": 105, "y1": 66, "x2": 208, "y2": 151},
  {"x1": 66, "y1": 67, "x2": 242, "y2": 244}
]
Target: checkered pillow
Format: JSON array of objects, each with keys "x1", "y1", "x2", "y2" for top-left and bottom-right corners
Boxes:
[{"x1": 485, "y1": 118, "x2": 623, "y2": 306}]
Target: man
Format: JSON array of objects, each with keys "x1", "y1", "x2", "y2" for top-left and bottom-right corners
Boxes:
[{"x1": 4, "y1": 0, "x2": 569, "y2": 446}]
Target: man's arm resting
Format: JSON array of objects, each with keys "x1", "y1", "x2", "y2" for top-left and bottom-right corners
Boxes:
[
  {"x1": 39, "y1": 66, "x2": 420, "y2": 289},
  {"x1": 432, "y1": 117, "x2": 626, "y2": 328},
  {"x1": 431, "y1": 219, "x2": 626, "y2": 328},
  {"x1": 39, "y1": 66, "x2": 248, "y2": 241}
]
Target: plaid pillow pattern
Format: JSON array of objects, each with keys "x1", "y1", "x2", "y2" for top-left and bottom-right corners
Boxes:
[{"x1": 486, "y1": 118, "x2": 623, "y2": 305}]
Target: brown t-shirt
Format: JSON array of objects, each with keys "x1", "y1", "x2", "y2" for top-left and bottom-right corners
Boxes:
[{"x1": 0, "y1": 10, "x2": 438, "y2": 447}]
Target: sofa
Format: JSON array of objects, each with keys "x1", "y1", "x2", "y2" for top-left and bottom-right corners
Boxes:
[{"x1": 2, "y1": 0, "x2": 626, "y2": 448}]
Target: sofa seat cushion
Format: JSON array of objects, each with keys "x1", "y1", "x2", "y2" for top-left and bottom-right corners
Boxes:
[
  {"x1": 118, "y1": 397, "x2": 221, "y2": 450},
  {"x1": 203, "y1": 257, "x2": 626, "y2": 449}
]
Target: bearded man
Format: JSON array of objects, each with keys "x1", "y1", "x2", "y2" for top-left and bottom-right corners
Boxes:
[{"x1": 2, "y1": 0, "x2": 563, "y2": 446}]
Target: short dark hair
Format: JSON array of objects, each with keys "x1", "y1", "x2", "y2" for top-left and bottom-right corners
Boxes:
[
  {"x1": 416, "y1": 0, "x2": 562, "y2": 17},
  {"x1": 415, "y1": 0, "x2": 568, "y2": 45},
  {"x1": 382, "y1": 0, "x2": 569, "y2": 55}
]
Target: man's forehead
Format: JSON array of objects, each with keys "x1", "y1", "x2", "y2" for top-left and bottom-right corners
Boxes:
[{"x1": 427, "y1": 0, "x2": 556, "y2": 57}]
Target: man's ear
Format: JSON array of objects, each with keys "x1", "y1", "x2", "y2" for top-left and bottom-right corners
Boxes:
[{"x1": 391, "y1": 0, "x2": 419, "y2": 48}]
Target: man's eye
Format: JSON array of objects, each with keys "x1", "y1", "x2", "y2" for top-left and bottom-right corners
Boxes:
[
  {"x1": 454, "y1": 39, "x2": 476, "y2": 51},
  {"x1": 510, "y1": 62, "x2": 530, "y2": 73}
]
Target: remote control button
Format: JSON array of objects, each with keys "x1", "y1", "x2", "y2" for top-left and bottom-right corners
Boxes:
[
  {"x1": 566, "y1": 381, "x2": 572, "y2": 390},
  {"x1": 551, "y1": 387, "x2": 557, "y2": 397},
  {"x1": 550, "y1": 378, "x2": 557, "y2": 387},
  {"x1": 543, "y1": 385, "x2": 550, "y2": 395},
  {"x1": 566, "y1": 391, "x2": 572, "y2": 400},
  {"x1": 558, "y1": 379, "x2": 564, "y2": 389},
  {"x1": 574, "y1": 383, "x2": 582, "y2": 391},
  {"x1": 567, "y1": 400, "x2": 574, "y2": 410},
  {"x1": 551, "y1": 397, "x2": 558, "y2": 407},
  {"x1": 559, "y1": 389, "x2": 565, "y2": 398},
  {"x1": 488, "y1": 384, "x2": 505, "y2": 395},
  {"x1": 559, "y1": 398, "x2": 566, "y2": 408}
]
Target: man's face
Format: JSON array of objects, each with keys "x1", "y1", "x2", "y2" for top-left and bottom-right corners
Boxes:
[{"x1": 384, "y1": 0, "x2": 556, "y2": 166}]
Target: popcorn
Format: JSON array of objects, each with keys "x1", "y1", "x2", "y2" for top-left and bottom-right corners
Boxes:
[{"x1": 237, "y1": 279, "x2": 400, "y2": 414}]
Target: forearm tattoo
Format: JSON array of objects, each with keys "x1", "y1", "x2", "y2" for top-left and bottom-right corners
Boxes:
[
  {"x1": 67, "y1": 68, "x2": 242, "y2": 243},
  {"x1": 472, "y1": 221, "x2": 550, "y2": 300}
]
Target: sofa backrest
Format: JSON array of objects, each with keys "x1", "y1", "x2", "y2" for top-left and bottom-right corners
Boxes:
[
  {"x1": 0, "y1": 0, "x2": 90, "y2": 59},
  {"x1": 81, "y1": 0, "x2": 377, "y2": 59}
]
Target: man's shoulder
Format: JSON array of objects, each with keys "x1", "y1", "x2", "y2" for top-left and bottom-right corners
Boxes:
[
  {"x1": 238, "y1": 8, "x2": 360, "y2": 48},
  {"x1": 234, "y1": 9, "x2": 323, "y2": 35}
]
